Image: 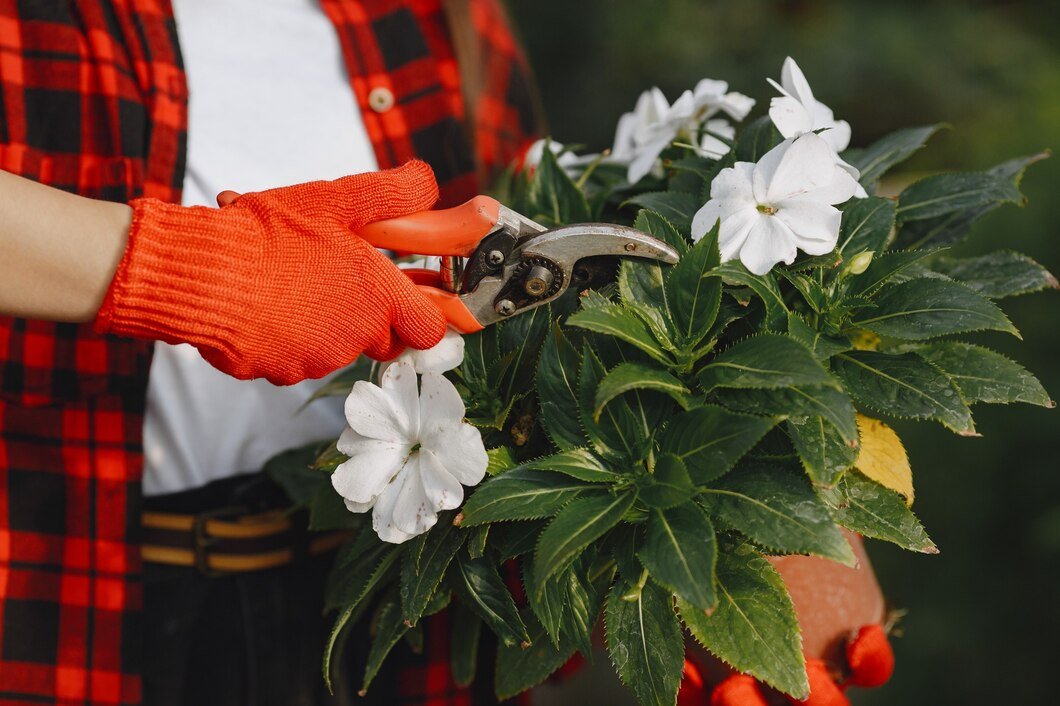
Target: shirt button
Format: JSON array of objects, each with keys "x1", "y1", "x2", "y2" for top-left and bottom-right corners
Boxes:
[{"x1": 368, "y1": 86, "x2": 395, "y2": 113}]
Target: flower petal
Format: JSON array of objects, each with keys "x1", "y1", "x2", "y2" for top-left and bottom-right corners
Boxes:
[
  {"x1": 343, "y1": 362, "x2": 419, "y2": 442},
  {"x1": 718, "y1": 208, "x2": 762, "y2": 262},
  {"x1": 627, "y1": 133, "x2": 672, "y2": 184},
  {"x1": 820, "y1": 119, "x2": 852, "y2": 153},
  {"x1": 391, "y1": 328, "x2": 465, "y2": 374},
  {"x1": 691, "y1": 200, "x2": 723, "y2": 241},
  {"x1": 344, "y1": 497, "x2": 376, "y2": 513},
  {"x1": 390, "y1": 454, "x2": 441, "y2": 536},
  {"x1": 422, "y1": 422, "x2": 487, "y2": 487},
  {"x1": 775, "y1": 199, "x2": 842, "y2": 245},
  {"x1": 418, "y1": 371, "x2": 465, "y2": 439},
  {"x1": 739, "y1": 215, "x2": 798, "y2": 275},
  {"x1": 769, "y1": 95, "x2": 813, "y2": 139},
  {"x1": 419, "y1": 451, "x2": 464, "y2": 512},
  {"x1": 781, "y1": 57, "x2": 816, "y2": 108},
  {"x1": 330, "y1": 439, "x2": 408, "y2": 504},
  {"x1": 372, "y1": 472, "x2": 417, "y2": 544},
  {"x1": 760, "y1": 134, "x2": 844, "y2": 204}
]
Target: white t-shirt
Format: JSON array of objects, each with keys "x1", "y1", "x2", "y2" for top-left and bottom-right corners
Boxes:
[{"x1": 143, "y1": 0, "x2": 379, "y2": 496}]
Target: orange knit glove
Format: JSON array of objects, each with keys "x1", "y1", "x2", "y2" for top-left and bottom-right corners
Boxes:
[{"x1": 93, "y1": 161, "x2": 446, "y2": 385}]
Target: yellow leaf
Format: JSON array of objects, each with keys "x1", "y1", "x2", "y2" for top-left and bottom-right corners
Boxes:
[{"x1": 854, "y1": 414, "x2": 913, "y2": 504}]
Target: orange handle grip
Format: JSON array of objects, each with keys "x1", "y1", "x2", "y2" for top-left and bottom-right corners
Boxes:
[
  {"x1": 357, "y1": 195, "x2": 501, "y2": 257},
  {"x1": 401, "y1": 268, "x2": 484, "y2": 333}
]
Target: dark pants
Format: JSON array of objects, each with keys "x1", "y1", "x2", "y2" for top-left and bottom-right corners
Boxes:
[{"x1": 141, "y1": 474, "x2": 398, "y2": 706}]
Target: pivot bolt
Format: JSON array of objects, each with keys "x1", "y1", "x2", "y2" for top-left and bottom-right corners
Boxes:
[
  {"x1": 624, "y1": 242, "x2": 637, "y2": 252},
  {"x1": 523, "y1": 265, "x2": 554, "y2": 297},
  {"x1": 495, "y1": 299, "x2": 516, "y2": 316},
  {"x1": 486, "y1": 250, "x2": 505, "y2": 266}
]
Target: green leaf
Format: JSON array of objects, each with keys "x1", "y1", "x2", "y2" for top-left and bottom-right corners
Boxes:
[
  {"x1": 325, "y1": 539, "x2": 400, "y2": 612},
  {"x1": 717, "y1": 385, "x2": 859, "y2": 444},
  {"x1": 786, "y1": 313, "x2": 851, "y2": 361},
  {"x1": 453, "y1": 553, "x2": 530, "y2": 647},
  {"x1": 532, "y1": 491, "x2": 636, "y2": 595},
  {"x1": 460, "y1": 468, "x2": 589, "y2": 525},
  {"x1": 623, "y1": 191, "x2": 701, "y2": 234},
  {"x1": 495, "y1": 610, "x2": 579, "y2": 700},
  {"x1": 305, "y1": 483, "x2": 362, "y2": 531},
  {"x1": 450, "y1": 601, "x2": 482, "y2": 687},
  {"x1": 933, "y1": 251, "x2": 1059, "y2": 299},
  {"x1": 665, "y1": 228, "x2": 722, "y2": 347},
  {"x1": 568, "y1": 303, "x2": 672, "y2": 364},
  {"x1": 679, "y1": 542, "x2": 808, "y2": 698},
  {"x1": 322, "y1": 600, "x2": 369, "y2": 692},
  {"x1": 528, "y1": 142, "x2": 592, "y2": 224},
  {"x1": 820, "y1": 470, "x2": 937, "y2": 553},
  {"x1": 264, "y1": 443, "x2": 327, "y2": 506},
  {"x1": 400, "y1": 520, "x2": 465, "y2": 626},
  {"x1": 639, "y1": 453, "x2": 694, "y2": 509},
  {"x1": 698, "y1": 334, "x2": 836, "y2": 393},
  {"x1": 467, "y1": 525, "x2": 489, "y2": 559},
  {"x1": 787, "y1": 416, "x2": 858, "y2": 487},
  {"x1": 486, "y1": 446, "x2": 517, "y2": 476},
  {"x1": 579, "y1": 347, "x2": 654, "y2": 462},
  {"x1": 711, "y1": 261, "x2": 789, "y2": 330},
  {"x1": 833, "y1": 351, "x2": 975, "y2": 434},
  {"x1": 853, "y1": 278, "x2": 1018, "y2": 340},
  {"x1": 734, "y1": 115, "x2": 783, "y2": 162},
  {"x1": 835, "y1": 197, "x2": 897, "y2": 257},
  {"x1": 519, "y1": 448, "x2": 619, "y2": 483},
  {"x1": 491, "y1": 520, "x2": 545, "y2": 560},
  {"x1": 895, "y1": 171, "x2": 1023, "y2": 225},
  {"x1": 312, "y1": 439, "x2": 349, "y2": 473},
  {"x1": 537, "y1": 323, "x2": 586, "y2": 450},
  {"x1": 633, "y1": 207, "x2": 690, "y2": 255},
  {"x1": 639, "y1": 502, "x2": 717, "y2": 610},
  {"x1": 701, "y1": 463, "x2": 855, "y2": 565},
  {"x1": 620, "y1": 259, "x2": 668, "y2": 312},
  {"x1": 893, "y1": 153, "x2": 1046, "y2": 250},
  {"x1": 659, "y1": 406, "x2": 778, "y2": 485},
  {"x1": 846, "y1": 249, "x2": 939, "y2": 296},
  {"x1": 844, "y1": 125, "x2": 944, "y2": 189},
  {"x1": 595, "y1": 362, "x2": 691, "y2": 420},
  {"x1": 605, "y1": 579, "x2": 685, "y2": 706},
  {"x1": 914, "y1": 342, "x2": 1052, "y2": 407},
  {"x1": 361, "y1": 594, "x2": 409, "y2": 694}
]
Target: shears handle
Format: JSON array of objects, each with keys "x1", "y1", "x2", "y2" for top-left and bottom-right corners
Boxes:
[
  {"x1": 356, "y1": 195, "x2": 501, "y2": 257},
  {"x1": 402, "y1": 268, "x2": 484, "y2": 333}
]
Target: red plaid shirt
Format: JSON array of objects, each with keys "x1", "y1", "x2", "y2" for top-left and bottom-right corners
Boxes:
[{"x1": 0, "y1": 1, "x2": 538, "y2": 703}]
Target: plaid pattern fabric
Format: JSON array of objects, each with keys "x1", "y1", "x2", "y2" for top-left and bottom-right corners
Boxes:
[{"x1": 0, "y1": 1, "x2": 539, "y2": 704}]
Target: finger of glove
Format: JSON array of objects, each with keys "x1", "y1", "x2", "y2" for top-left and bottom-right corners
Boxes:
[
  {"x1": 786, "y1": 660, "x2": 849, "y2": 706},
  {"x1": 710, "y1": 675, "x2": 769, "y2": 706},
  {"x1": 332, "y1": 160, "x2": 439, "y2": 230},
  {"x1": 387, "y1": 269, "x2": 447, "y2": 351},
  {"x1": 363, "y1": 328, "x2": 406, "y2": 362},
  {"x1": 845, "y1": 625, "x2": 894, "y2": 688}
]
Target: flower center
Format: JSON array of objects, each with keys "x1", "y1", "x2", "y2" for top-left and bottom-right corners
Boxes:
[
  {"x1": 756, "y1": 204, "x2": 777, "y2": 215},
  {"x1": 410, "y1": 443, "x2": 422, "y2": 454}
]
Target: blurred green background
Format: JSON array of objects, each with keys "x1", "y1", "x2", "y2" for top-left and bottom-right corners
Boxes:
[{"x1": 507, "y1": 1, "x2": 1059, "y2": 704}]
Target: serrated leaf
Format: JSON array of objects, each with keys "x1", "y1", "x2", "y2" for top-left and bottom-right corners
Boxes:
[
  {"x1": 847, "y1": 249, "x2": 939, "y2": 296},
  {"x1": 323, "y1": 600, "x2": 369, "y2": 692},
  {"x1": 460, "y1": 468, "x2": 589, "y2": 525},
  {"x1": 698, "y1": 334, "x2": 836, "y2": 393},
  {"x1": 579, "y1": 347, "x2": 654, "y2": 462},
  {"x1": 467, "y1": 525, "x2": 489, "y2": 559},
  {"x1": 606, "y1": 579, "x2": 685, "y2": 706},
  {"x1": 519, "y1": 448, "x2": 619, "y2": 482},
  {"x1": 306, "y1": 483, "x2": 362, "y2": 531},
  {"x1": 325, "y1": 539, "x2": 400, "y2": 612},
  {"x1": 528, "y1": 143, "x2": 592, "y2": 224},
  {"x1": 854, "y1": 415, "x2": 913, "y2": 503},
  {"x1": 486, "y1": 446, "x2": 517, "y2": 476},
  {"x1": 833, "y1": 351, "x2": 975, "y2": 434},
  {"x1": 568, "y1": 304, "x2": 673, "y2": 364},
  {"x1": 701, "y1": 463, "x2": 855, "y2": 565},
  {"x1": 537, "y1": 323, "x2": 585, "y2": 450},
  {"x1": 717, "y1": 385, "x2": 858, "y2": 444},
  {"x1": 400, "y1": 520, "x2": 466, "y2": 625},
  {"x1": 665, "y1": 228, "x2": 722, "y2": 347},
  {"x1": 836, "y1": 197, "x2": 896, "y2": 257},
  {"x1": 659, "y1": 406, "x2": 778, "y2": 485},
  {"x1": 450, "y1": 601, "x2": 482, "y2": 687},
  {"x1": 679, "y1": 543, "x2": 807, "y2": 698},
  {"x1": 711, "y1": 261, "x2": 788, "y2": 331},
  {"x1": 915, "y1": 342, "x2": 1052, "y2": 407},
  {"x1": 639, "y1": 502, "x2": 717, "y2": 611},
  {"x1": 620, "y1": 259, "x2": 668, "y2": 312},
  {"x1": 895, "y1": 171, "x2": 1023, "y2": 225},
  {"x1": 361, "y1": 595, "x2": 409, "y2": 694},
  {"x1": 734, "y1": 115, "x2": 783, "y2": 162},
  {"x1": 786, "y1": 314, "x2": 851, "y2": 361},
  {"x1": 853, "y1": 278, "x2": 1018, "y2": 340},
  {"x1": 532, "y1": 491, "x2": 636, "y2": 595},
  {"x1": 820, "y1": 470, "x2": 937, "y2": 553},
  {"x1": 787, "y1": 416, "x2": 858, "y2": 487},
  {"x1": 640, "y1": 453, "x2": 694, "y2": 509},
  {"x1": 495, "y1": 610, "x2": 579, "y2": 700},
  {"x1": 633, "y1": 207, "x2": 690, "y2": 255},
  {"x1": 844, "y1": 125, "x2": 944, "y2": 189},
  {"x1": 453, "y1": 553, "x2": 530, "y2": 647},
  {"x1": 491, "y1": 520, "x2": 545, "y2": 560},
  {"x1": 933, "y1": 251, "x2": 1059, "y2": 299},
  {"x1": 623, "y1": 191, "x2": 701, "y2": 234},
  {"x1": 595, "y1": 362, "x2": 691, "y2": 420}
]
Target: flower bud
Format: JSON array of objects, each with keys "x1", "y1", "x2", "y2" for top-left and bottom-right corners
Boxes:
[{"x1": 844, "y1": 250, "x2": 875, "y2": 276}]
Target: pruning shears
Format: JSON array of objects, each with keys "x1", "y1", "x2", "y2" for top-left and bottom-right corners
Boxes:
[{"x1": 358, "y1": 195, "x2": 681, "y2": 333}]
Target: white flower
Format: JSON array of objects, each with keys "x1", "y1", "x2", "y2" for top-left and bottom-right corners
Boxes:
[
  {"x1": 388, "y1": 328, "x2": 464, "y2": 374},
  {"x1": 612, "y1": 81, "x2": 754, "y2": 184},
  {"x1": 691, "y1": 133, "x2": 859, "y2": 275},
  {"x1": 331, "y1": 361, "x2": 487, "y2": 543},
  {"x1": 523, "y1": 138, "x2": 592, "y2": 174},
  {"x1": 697, "y1": 119, "x2": 736, "y2": 160},
  {"x1": 768, "y1": 57, "x2": 867, "y2": 197}
]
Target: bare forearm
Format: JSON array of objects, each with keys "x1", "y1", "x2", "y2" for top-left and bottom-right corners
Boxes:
[{"x1": 0, "y1": 169, "x2": 132, "y2": 322}]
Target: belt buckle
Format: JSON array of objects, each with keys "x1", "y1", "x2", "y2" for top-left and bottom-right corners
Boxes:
[{"x1": 192, "y1": 505, "x2": 248, "y2": 577}]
